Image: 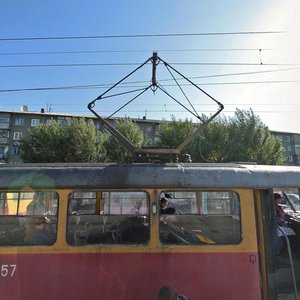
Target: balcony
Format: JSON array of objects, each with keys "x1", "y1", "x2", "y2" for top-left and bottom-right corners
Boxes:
[{"x1": 0, "y1": 137, "x2": 9, "y2": 144}]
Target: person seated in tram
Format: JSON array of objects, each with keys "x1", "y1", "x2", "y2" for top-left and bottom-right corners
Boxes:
[
  {"x1": 160, "y1": 197, "x2": 175, "y2": 215},
  {"x1": 24, "y1": 216, "x2": 55, "y2": 245},
  {"x1": 274, "y1": 193, "x2": 293, "y2": 227},
  {"x1": 274, "y1": 193, "x2": 296, "y2": 251}
]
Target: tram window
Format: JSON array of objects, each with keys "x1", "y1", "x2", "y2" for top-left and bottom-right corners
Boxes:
[
  {"x1": 0, "y1": 191, "x2": 58, "y2": 246},
  {"x1": 274, "y1": 188, "x2": 300, "y2": 214},
  {"x1": 67, "y1": 191, "x2": 149, "y2": 246},
  {"x1": 159, "y1": 191, "x2": 241, "y2": 245},
  {"x1": 271, "y1": 188, "x2": 300, "y2": 297},
  {"x1": 69, "y1": 191, "x2": 96, "y2": 214}
]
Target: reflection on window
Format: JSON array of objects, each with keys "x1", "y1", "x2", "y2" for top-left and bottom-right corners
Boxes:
[
  {"x1": 67, "y1": 191, "x2": 149, "y2": 246},
  {"x1": 159, "y1": 191, "x2": 241, "y2": 245},
  {"x1": 0, "y1": 191, "x2": 58, "y2": 246},
  {"x1": 272, "y1": 188, "x2": 300, "y2": 296},
  {"x1": 274, "y1": 188, "x2": 300, "y2": 215}
]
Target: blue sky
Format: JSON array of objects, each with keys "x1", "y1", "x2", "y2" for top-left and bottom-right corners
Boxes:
[{"x1": 0, "y1": 0, "x2": 299, "y2": 132}]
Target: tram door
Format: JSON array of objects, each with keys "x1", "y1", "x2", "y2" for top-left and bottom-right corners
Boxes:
[{"x1": 256, "y1": 189, "x2": 300, "y2": 300}]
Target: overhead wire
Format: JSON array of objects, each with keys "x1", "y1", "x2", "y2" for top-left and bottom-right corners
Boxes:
[
  {"x1": 0, "y1": 80, "x2": 295, "y2": 93},
  {"x1": 0, "y1": 31, "x2": 286, "y2": 42},
  {"x1": 0, "y1": 32, "x2": 296, "y2": 119},
  {"x1": 0, "y1": 48, "x2": 273, "y2": 56},
  {"x1": 0, "y1": 68, "x2": 297, "y2": 93},
  {"x1": 0, "y1": 62, "x2": 294, "y2": 68}
]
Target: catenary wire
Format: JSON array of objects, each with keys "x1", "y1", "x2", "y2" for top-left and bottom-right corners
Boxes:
[
  {"x1": 0, "y1": 62, "x2": 294, "y2": 68},
  {"x1": 0, "y1": 80, "x2": 295, "y2": 93},
  {"x1": 0, "y1": 31, "x2": 286, "y2": 41},
  {"x1": 0, "y1": 48, "x2": 274, "y2": 56},
  {"x1": 0, "y1": 68, "x2": 296, "y2": 93}
]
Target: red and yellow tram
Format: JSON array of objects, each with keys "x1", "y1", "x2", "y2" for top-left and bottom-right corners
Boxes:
[{"x1": 0, "y1": 163, "x2": 299, "y2": 300}]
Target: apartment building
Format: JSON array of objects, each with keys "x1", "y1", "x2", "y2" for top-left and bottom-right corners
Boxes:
[
  {"x1": 271, "y1": 130, "x2": 300, "y2": 166},
  {"x1": 0, "y1": 109, "x2": 160, "y2": 163}
]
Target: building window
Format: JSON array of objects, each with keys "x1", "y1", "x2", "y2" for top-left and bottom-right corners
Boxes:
[
  {"x1": 12, "y1": 145, "x2": 19, "y2": 154},
  {"x1": 0, "y1": 117, "x2": 10, "y2": 124},
  {"x1": 144, "y1": 125, "x2": 152, "y2": 133},
  {"x1": 287, "y1": 145, "x2": 292, "y2": 151},
  {"x1": 31, "y1": 119, "x2": 40, "y2": 126},
  {"x1": 154, "y1": 124, "x2": 160, "y2": 136},
  {"x1": 13, "y1": 132, "x2": 23, "y2": 140},
  {"x1": 295, "y1": 145, "x2": 300, "y2": 155},
  {"x1": 286, "y1": 136, "x2": 291, "y2": 142},
  {"x1": 0, "y1": 130, "x2": 9, "y2": 138},
  {"x1": 94, "y1": 122, "x2": 101, "y2": 130},
  {"x1": 288, "y1": 156, "x2": 293, "y2": 162},
  {"x1": 57, "y1": 117, "x2": 68, "y2": 125},
  {"x1": 15, "y1": 118, "x2": 24, "y2": 126}
]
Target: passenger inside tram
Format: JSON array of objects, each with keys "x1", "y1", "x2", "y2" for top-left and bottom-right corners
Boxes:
[
  {"x1": 274, "y1": 193, "x2": 296, "y2": 254},
  {"x1": 24, "y1": 216, "x2": 55, "y2": 246},
  {"x1": 160, "y1": 197, "x2": 176, "y2": 215}
]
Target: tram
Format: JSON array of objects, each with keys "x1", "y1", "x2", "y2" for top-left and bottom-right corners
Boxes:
[{"x1": 0, "y1": 163, "x2": 299, "y2": 300}]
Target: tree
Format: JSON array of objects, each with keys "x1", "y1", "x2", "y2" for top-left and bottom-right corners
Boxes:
[
  {"x1": 224, "y1": 109, "x2": 285, "y2": 164},
  {"x1": 159, "y1": 109, "x2": 286, "y2": 165},
  {"x1": 104, "y1": 118, "x2": 144, "y2": 162},
  {"x1": 20, "y1": 118, "x2": 106, "y2": 163},
  {"x1": 190, "y1": 116, "x2": 229, "y2": 163},
  {"x1": 157, "y1": 116, "x2": 194, "y2": 150}
]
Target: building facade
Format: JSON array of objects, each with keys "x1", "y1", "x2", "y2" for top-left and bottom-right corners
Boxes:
[
  {"x1": 271, "y1": 130, "x2": 300, "y2": 166},
  {"x1": 0, "y1": 110, "x2": 160, "y2": 163}
]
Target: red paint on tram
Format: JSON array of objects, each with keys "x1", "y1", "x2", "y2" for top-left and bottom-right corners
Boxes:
[{"x1": 0, "y1": 252, "x2": 260, "y2": 300}]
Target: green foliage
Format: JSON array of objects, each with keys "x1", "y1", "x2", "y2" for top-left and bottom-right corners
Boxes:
[
  {"x1": 159, "y1": 109, "x2": 286, "y2": 165},
  {"x1": 19, "y1": 109, "x2": 285, "y2": 165},
  {"x1": 105, "y1": 118, "x2": 144, "y2": 162},
  {"x1": 20, "y1": 118, "x2": 106, "y2": 163},
  {"x1": 191, "y1": 115, "x2": 228, "y2": 162},
  {"x1": 158, "y1": 116, "x2": 194, "y2": 150},
  {"x1": 224, "y1": 109, "x2": 285, "y2": 164}
]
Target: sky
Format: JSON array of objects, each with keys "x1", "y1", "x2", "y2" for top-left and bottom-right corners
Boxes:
[{"x1": 0, "y1": 0, "x2": 299, "y2": 132}]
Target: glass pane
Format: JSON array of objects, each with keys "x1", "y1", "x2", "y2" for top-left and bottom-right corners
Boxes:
[
  {"x1": 67, "y1": 191, "x2": 149, "y2": 246},
  {"x1": 159, "y1": 191, "x2": 241, "y2": 245},
  {"x1": 102, "y1": 191, "x2": 148, "y2": 215},
  {"x1": 69, "y1": 191, "x2": 96, "y2": 214},
  {"x1": 272, "y1": 188, "x2": 300, "y2": 298},
  {"x1": 0, "y1": 191, "x2": 58, "y2": 246}
]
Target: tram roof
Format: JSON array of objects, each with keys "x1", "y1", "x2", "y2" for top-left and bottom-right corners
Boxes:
[{"x1": 0, "y1": 163, "x2": 300, "y2": 189}]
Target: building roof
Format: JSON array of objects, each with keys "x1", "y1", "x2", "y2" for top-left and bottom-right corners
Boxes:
[{"x1": 0, "y1": 110, "x2": 161, "y2": 124}]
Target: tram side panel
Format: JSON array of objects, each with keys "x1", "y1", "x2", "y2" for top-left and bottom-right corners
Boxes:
[{"x1": 0, "y1": 188, "x2": 261, "y2": 300}]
